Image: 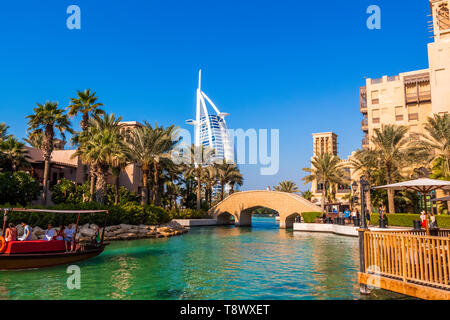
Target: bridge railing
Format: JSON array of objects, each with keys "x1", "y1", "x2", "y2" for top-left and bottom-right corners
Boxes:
[{"x1": 362, "y1": 230, "x2": 450, "y2": 290}]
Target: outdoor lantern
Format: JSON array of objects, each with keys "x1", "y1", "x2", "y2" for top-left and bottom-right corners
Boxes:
[
  {"x1": 352, "y1": 181, "x2": 358, "y2": 192},
  {"x1": 362, "y1": 179, "x2": 370, "y2": 193}
]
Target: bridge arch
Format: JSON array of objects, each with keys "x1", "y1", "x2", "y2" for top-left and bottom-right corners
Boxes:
[{"x1": 208, "y1": 190, "x2": 323, "y2": 228}]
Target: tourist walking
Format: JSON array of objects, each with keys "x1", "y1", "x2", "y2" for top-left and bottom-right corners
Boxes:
[
  {"x1": 420, "y1": 211, "x2": 427, "y2": 229},
  {"x1": 4, "y1": 223, "x2": 17, "y2": 242},
  {"x1": 429, "y1": 214, "x2": 437, "y2": 229},
  {"x1": 344, "y1": 209, "x2": 350, "y2": 224},
  {"x1": 351, "y1": 210, "x2": 357, "y2": 225}
]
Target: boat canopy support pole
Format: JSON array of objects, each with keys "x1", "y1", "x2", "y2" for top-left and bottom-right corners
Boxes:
[{"x1": 1, "y1": 209, "x2": 8, "y2": 237}]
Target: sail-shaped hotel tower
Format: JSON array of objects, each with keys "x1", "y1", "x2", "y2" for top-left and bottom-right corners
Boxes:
[{"x1": 186, "y1": 70, "x2": 234, "y2": 163}]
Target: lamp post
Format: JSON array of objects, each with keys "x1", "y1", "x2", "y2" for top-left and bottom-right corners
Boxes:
[{"x1": 352, "y1": 176, "x2": 370, "y2": 229}]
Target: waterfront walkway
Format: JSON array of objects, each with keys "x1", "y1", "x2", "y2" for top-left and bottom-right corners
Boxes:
[{"x1": 293, "y1": 223, "x2": 406, "y2": 237}]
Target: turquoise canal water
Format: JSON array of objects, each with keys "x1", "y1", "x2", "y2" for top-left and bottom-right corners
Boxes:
[{"x1": 0, "y1": 217, "x2": 408, "y2": 300}]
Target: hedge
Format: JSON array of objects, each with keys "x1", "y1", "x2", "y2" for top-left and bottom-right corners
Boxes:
[
  {"x1": 369, "y1": 213, "x2": 450, "y2": 229},
  {"x1": 2, "y1": 202, "x2": 175, "y2": 228},
  {"x1": 301, "y1": 212, "x2": 323, "y2": 223}
]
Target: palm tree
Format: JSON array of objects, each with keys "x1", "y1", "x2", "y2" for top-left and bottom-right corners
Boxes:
[
  {"x1": 0, "y1": 123, "x2": 11, "y2": 142},
  {"x1": 273, "y1": 180, "x2": 300, "y2": 193},
  {"x1": 371, "y1": 125, "x2": 419, "y2": 213},
  {"x1": 68, "y1": 89, "x2": 105, "y2": 198},
  {"x1": 301, "y1": 190, "x2": 313, "y2": 201},
  {"x1": 26, "y1": 102, "x2": 73, "y2": 204},
  {"x1": 350, "y1": 149, "x2": 379, "y2": 214},
  {"x1": 229, "y1": 170, "x2": 243, "y2": 194},
  {"x1": 413, "y1": 114, "x2": 450, "y2": 179},
  {"x1": 184, "y1": 144, "x2": 215, "y2": 210},
  {"x1": 73, "y1": 113, "x2": 127, "y2": 203},
  {"x1": 302, "y1": 153, "x2": 347, "y2": 210},
  {"x1": 67, "y1": 89, "x2": 104, "y2": 131},
  {"x1": 203, "y1": 165, "x2": 218, "y2": 207},
  {"x1": 110, "y1": 155, "x2": 129, "y2": 205},
  {"x1": 128, "y1": 122, "x2": 180, "y2": 206},
  {"x1": 215, "y1": 161, "x2": 242, "y2": 201},
  {"x1": 0, "y1": 137, "x2": 31, "y2": 172}
]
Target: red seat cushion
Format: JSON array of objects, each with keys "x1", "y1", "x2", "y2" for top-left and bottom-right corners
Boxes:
[{"x1": 5, "y1": 240, "x2": 66, "y2": 254}]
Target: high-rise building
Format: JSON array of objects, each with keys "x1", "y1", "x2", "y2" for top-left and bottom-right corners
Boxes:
[
  {"x1": 360, "y1": 0, "x2": 450, "y2": 149},
  {"x1": 186, "y1": 70, "x2": 234, "y2": 163}
]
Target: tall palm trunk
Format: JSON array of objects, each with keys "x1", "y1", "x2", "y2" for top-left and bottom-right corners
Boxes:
[
  {"x1": 95, "y1": 165, "x2": 108, "y2": 203},
  {"x1": 321, "y1": 181, "x2": 327, "y2": 210},
  {"x1": 386, "y1": 165, "x2": 395, "y2": 214},
  {"x1": 42, "y1": 156, "x2": 51, "y2": 205},
  {"x1": 89, "y1": 165, "x2": 97, "y2": 202},
  {"x1": 153, "y1": 162, "x2": 161, "y2": 206},
  {"x1": 196, "y1": 166, "x2": 201, "y2": 211},
  {"x1": 41, "y1": 125, "x2": 54, "y2": 205},
  {"x1": 141, "y1": 165, "x2": 149, "y2": 205},
  {"x1": 220, "y1": 180, "x2": 225, "y2": 201}
]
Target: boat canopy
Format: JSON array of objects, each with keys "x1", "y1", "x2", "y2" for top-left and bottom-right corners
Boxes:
[{"x1": 1, "y1": 208, "x2": 108, "y2": 214}]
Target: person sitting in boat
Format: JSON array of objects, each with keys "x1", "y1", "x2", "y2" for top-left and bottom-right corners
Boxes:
[
  {"x1": 44, "y1": 224, "x2": 56, "y2": 241},
  {"x1": 54, "y1": 225, "x2": 64, "y2": 240},
  {"x1": 5, "y1": 223, "x2": 17, "y2": 242},
  {"x1": 64, "y1": 223, "x2": 76, "y2": 252},
  {"x1": 18, "y1": 221, "x2": 32, "y2": 241}
]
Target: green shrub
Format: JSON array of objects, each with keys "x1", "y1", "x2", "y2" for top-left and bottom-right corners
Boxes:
[
  {"x1": 369, "y1": 213, "x2": 450, "y2": 228},
  {"x1": 169, "y1": 209, "x2": 206, "y2": 220},
  {"x1": 4, "y1": 202, "x2": 171, "y2": 228},
  {"x1": 50, "y1": 178, "x2": 85, "y2": 204},
  {"x1": 0, "y1": 171, "x2": 40, "y2": 206},
  {"x1": 302, "y1": 212, "x2": 323, "y2": 223}
]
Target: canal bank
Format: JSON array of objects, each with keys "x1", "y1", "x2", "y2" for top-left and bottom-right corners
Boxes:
[
  {"x1": 0, "y1": 217, "x2": 409, "y2": 300},
  {"x1": 293, "y1": 223, "x2": 406, "y2": 237}
]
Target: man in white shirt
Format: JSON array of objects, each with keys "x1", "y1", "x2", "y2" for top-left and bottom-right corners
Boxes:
[
  {"x1": 18, "y1": 221, "x2": 32, "y2": 241},
  {"x1": 44, "y1": 224, "x2": 55, "y2": 241}
]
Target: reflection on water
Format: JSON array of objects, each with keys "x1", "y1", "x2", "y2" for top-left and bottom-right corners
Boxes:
[{"x1": 0, "y1": 217, "x2": 410, "y2": 300}]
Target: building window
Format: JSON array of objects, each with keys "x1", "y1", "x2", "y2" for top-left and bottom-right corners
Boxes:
[
  {"x1": 408, "y1": 113, "x2": 419, "y2": 121},
  {"x1": 396, "y1": 115, "x2": 404, "y2": 121},
  {"x1": 371, "y1": 90, "x2": 379, "y2": 104},
  {"x1": 437, "y1": 3, "x2": 450, "y2": 31}
]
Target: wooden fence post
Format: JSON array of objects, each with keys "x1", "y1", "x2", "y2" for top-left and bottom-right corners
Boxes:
[{"x1": 359, "y1": 229, "x2": 371, "y2": 295}]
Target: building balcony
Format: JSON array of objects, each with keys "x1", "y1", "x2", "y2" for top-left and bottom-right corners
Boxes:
[
  {"x1": 360, "y1": 87, "x2": 367, "y2": 113},
  {"x1": 406, "y1": 92, "x2": 431, "y2": 104},
  {"x1": 361, "y1": 119, "x2": 368, "y2": 131},
  {"x1": 362, "y1": 138, "x2": 369, "y2": 149}
]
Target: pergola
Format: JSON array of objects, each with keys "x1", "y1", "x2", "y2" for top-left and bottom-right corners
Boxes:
[{"x1": 374, "y1": 178, "x2": 450, "y2": 234}]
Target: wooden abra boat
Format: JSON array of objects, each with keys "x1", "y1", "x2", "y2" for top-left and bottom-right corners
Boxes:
[{"x1": 0, "y1": 208, "x2": 109, "y2": 270}]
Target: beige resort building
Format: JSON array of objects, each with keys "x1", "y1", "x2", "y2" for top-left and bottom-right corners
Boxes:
[
  {"x1": 360, "y1": 0, "x2": 450, "y2": 149},
  {"x1": 311, "y1": 0, "x2": 450, "y2": 209},
  {"x1": 27, "y1": 121, "x2": 145, "y2": 203}
]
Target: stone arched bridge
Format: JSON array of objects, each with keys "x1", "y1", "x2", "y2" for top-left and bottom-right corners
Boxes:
[{"x1": 208, "y1": 190, "x2": 323, "y2": 228}]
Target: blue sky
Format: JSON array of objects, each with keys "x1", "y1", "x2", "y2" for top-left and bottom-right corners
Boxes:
[{"x1": 0, "y1": 0, "x2": 432, "y2": 190}]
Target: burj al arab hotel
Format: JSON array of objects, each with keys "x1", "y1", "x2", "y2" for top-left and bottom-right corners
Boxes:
[{"x1": 186, "y1": 70, "x2": 234, "y2": 163}]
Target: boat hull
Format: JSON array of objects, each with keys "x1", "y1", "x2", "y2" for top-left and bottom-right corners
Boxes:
[{"x1": 0, "y1": 247, "x2": 105, "y2": 270}]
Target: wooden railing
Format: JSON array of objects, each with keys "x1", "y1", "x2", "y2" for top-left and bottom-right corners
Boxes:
[{"x1": 363, "y1": 230, "x2": 450, "y2": 290}]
